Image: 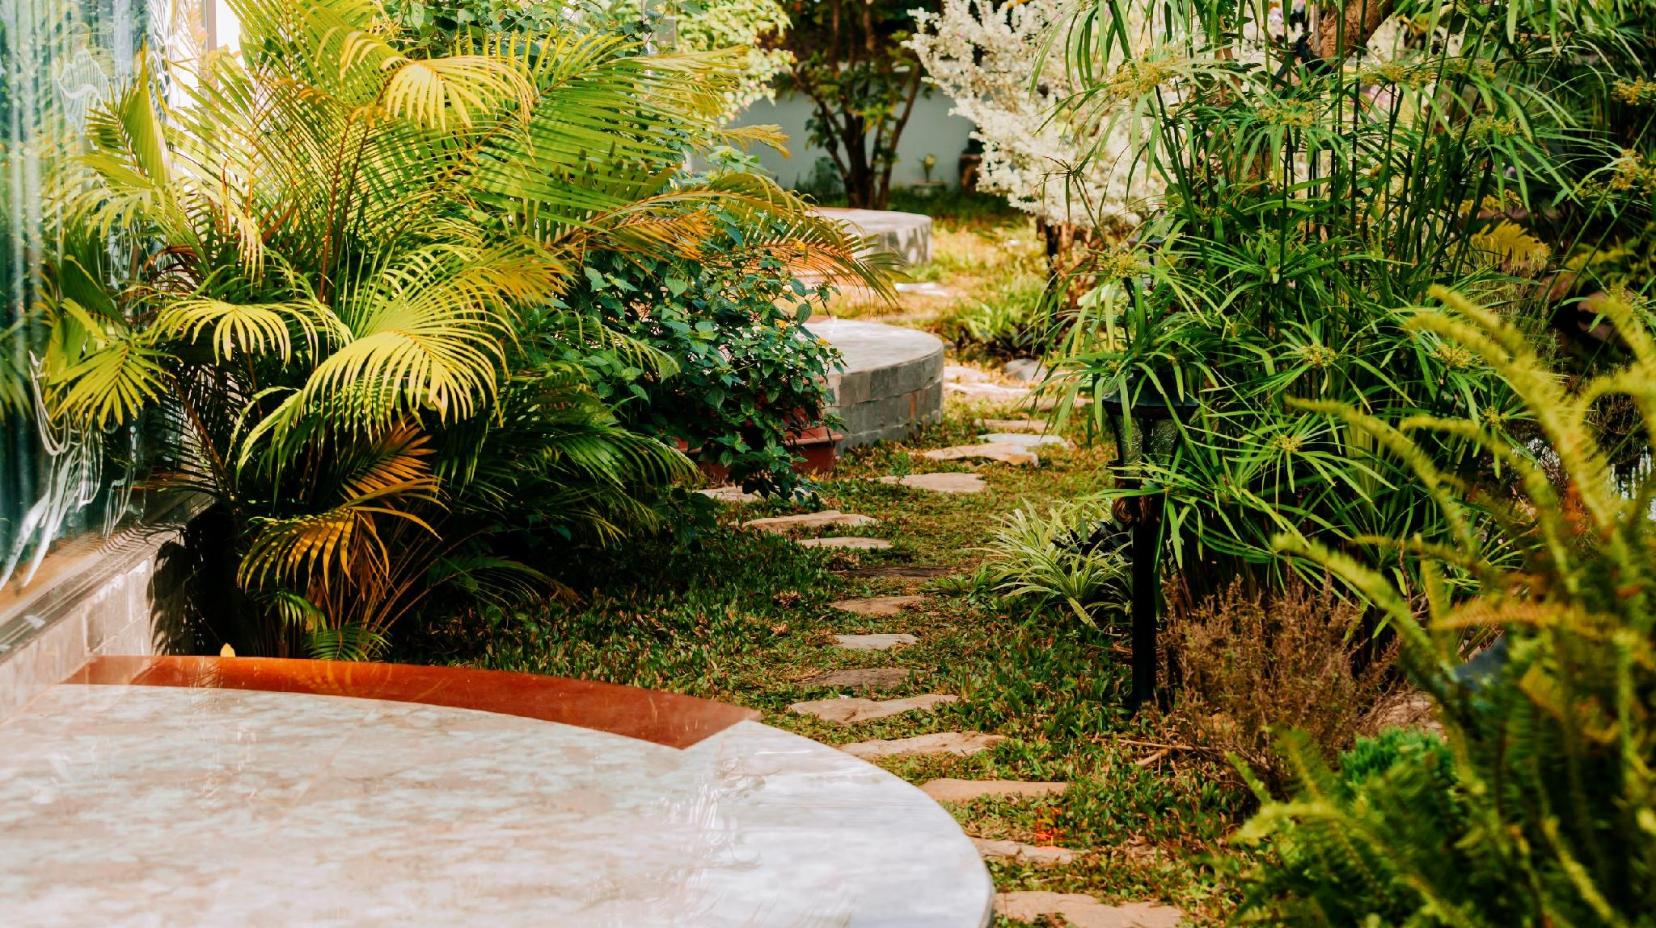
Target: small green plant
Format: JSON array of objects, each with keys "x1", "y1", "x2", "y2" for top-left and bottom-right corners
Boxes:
[
  {"x1": 1234, "y1": 289, "x2": 1656, "y2": 926},
  {"x1": 973, "y1": 501, "x2": 1128, "y2": 626},
  {"x1": 935, "y1": 272, "x2": 1051, "y2": 360}
]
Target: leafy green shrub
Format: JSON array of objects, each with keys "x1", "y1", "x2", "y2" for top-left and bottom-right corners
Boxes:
[
  {"x1": 972, "y1": 501, "x2": 1128, "y2": 626},
  {"x1": 1165, "y1": 578, "x2": 1396, "y2": 793},
  {"x1": 558, "y1": 219, "x2": 839, "y2": 497},
  {"x1": 1234, "y1": 290, "x2": 1656, "y2": 927}
]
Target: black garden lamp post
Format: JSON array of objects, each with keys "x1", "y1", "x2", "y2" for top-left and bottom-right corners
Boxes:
[{"x1": 1097, "y1": 382, "x2": 1198, "y2": 713}]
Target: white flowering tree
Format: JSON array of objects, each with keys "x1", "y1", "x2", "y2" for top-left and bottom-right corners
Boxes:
[{"x1": 909, "y1": 0, "x2": 1157, "y2": 235}]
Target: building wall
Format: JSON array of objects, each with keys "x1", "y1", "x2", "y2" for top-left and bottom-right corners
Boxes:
[
  {"x1": 0, "y1": 528, "x2": 171, "y2": 716},
  {"x1": 730, "y1": 90, "x2": 976, "y2": 192}
]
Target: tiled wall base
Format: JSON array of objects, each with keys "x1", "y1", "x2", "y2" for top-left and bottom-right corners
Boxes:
[{"x1": 0, "y1": 529, "x2": 172, "y2": 719}]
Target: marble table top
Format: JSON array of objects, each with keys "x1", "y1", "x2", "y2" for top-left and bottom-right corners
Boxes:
[{"x1": 0, "y1": 659, "x2": 992, "y2": 927}]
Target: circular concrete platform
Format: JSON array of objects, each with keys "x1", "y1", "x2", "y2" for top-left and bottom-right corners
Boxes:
[
  {"x1": 809, "y1": 319, "x2": 946, "y2": 449},
  {"x1": 816, "y1": 207, "x2": 934, "y2": 266},
  {"x1": 0, "y1": 657, "x2": 992, "y2": 927}
]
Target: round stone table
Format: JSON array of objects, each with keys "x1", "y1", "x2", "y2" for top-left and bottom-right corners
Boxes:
[{"x1": 0, "y1": 656, "x2": 992, "y2": 927}]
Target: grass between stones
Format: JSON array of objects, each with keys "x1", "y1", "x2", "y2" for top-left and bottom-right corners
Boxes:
[{"x1": 404, "y1": 405, "x2": 1249, "y2": 925}]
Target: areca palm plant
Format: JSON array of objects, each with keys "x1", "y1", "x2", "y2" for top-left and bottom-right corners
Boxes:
[{"x1": 39, "y1": 0, "x2": 873, "y2": 657}]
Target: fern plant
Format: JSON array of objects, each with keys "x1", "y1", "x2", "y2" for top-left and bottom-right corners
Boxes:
[
  {"x1": 1232, "y1": 288, "x2": 1656, "y2": 926},
  {"x1": 35, "y1": 0, "x2": 874, "y2": 657}
]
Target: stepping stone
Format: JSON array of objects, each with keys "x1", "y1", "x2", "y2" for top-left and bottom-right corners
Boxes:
[
  {"x1": 920, "y1": 778, "x2": 1069, "y2": 804},
  {"x1": 789, "y1": 694, "x2": 959, "y2": 724},
  {"x1": 798, "y1": 536, "x2": 893, "y2": 551},
  {"x1": 746, "y1": 510, "x2": 876, "y2": 534},
  {"x1": 922, "y1": 443, "x2": 1038, "y2": 466},
  {"x1": 945, "y1": 381, "x2": 1031, "y2": 403},
  {"x1": 799, "y1": 667, "x2": 910, "y2": 690},
  {"x1": 944, "y1": 364, "x2": 994, "y2": 383},
  {"x1": 830, "y1": 595, "x2": 928, "y2": 617},
  {"x1": 698, "y1": 485, "x2": 761, "y2": 503},
  {"x1": 995, "y1": 893, "x2": 1184, "y2": 928},
  {"x1": 1003, "y1": 358, "x2": 1047, "y2": 382},
  {"x1": 878, "y1": 472, "x2": 987, "y2": 494},
  {"x1": 836, "y1": 565, "x2": 954, "y2": 580},
  {"x1": 833, "y1": 633, "x2": 918, "y2": 652},
  {"x1": 972, "y1": 838, "x2": 1078, "y2": 866},
  {"x1": 980, "y1": 418, "x2": 1050, "y2": 434},
  {"x1": 841, "y1": 731, "x2": 1006, "y2": 760},
  {"x1": 895, "y1": 281, "x2": 959, "y2": 298},
  {"x1": 979, "y1": 432, "x2": 1073, "y2": 451}
]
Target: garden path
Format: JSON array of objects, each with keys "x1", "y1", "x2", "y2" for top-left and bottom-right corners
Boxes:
[
  {"x1": 715, "y1": 353, "x2": 1206, "y2": 926},
  {"x1": 447, "y1": 211, "x2": 1244, "y2": 925}
]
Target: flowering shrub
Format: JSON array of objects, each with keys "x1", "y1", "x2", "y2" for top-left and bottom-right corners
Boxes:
[{"x1": 909, "y1": 0, "x2": 1158, "y2": 231}]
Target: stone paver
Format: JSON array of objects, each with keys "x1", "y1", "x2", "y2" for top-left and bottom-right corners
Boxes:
[
  {"x1": 1003, "y1": 359, "x2": 1048, "y2": 382},
  {"x1": 789, "y1": 694, "x2": 959, "y2": 724},
  {"x1": 972, "y1": 838, "x2": 1079, "y2": 866},
  {"x1": 746, "y1": 510, "x2": 876, "y2": 534},
  {"x1": 798, "y1": 667, "x2": 910, "y2": 690},
  {"x1": 979, "y1": 418, "x2": 1050, "y2": 433},
  {"x1": 878, "y1": 473, "x2": 987, "y2": 494},
  {"x1": 920, "y1": 778, "x2": 1069, "y2": 804},
  {"x1": 841, "y1": 731, "x2": 1006, "y2": 760},
  {"x1": 797, "y1": 537, "x2": 893, "y2": 551},
  {"x1": 944, "y1": 364, "x2": 994, "y2": 384},
  {"x1": 980, "y1": 432, "x2": 1073, "y2": 451},
  {"x1": 830, "y1": 595, "x2": 928, "y2": 617},
  {"x1": 833, "y1": 633, "x2": 918, "y2": 652},
  {"x1": 995, "y1": 893, "x2": 1185, "y2": 928},
  {"x1": 945, "y1": 381, "x2": 1031, "y2": 403},
  {"x1": 922, "y1": 443, "x2": 1039, "y2": 466},
  {"x1": 836, "y1": 565, "x2": 955, "y2": 580},
  {"x1": 697, "y1": 485, "x2": 761, "y2": 504}
]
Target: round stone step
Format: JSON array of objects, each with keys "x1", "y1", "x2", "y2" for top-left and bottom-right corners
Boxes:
[
  {"x1": 808, "y1": 318, "x2": 945, "y2": 450},
  {"x1": 815, "y1": 207, "x2": 933, "y2": 266}
]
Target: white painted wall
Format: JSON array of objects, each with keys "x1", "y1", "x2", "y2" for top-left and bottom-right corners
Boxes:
[{"x1": 730, "y1": 90, "x2": 976, "y2": 191}]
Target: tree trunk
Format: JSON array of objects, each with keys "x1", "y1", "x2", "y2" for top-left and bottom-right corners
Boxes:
[{"x1": 1314, "y1": 0, "x2": 1394, "y2": 61}]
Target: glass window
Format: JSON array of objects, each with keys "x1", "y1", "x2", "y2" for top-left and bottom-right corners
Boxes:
[{"x1": 0, "y1": 0, "x2": 200, "y2": 588}]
